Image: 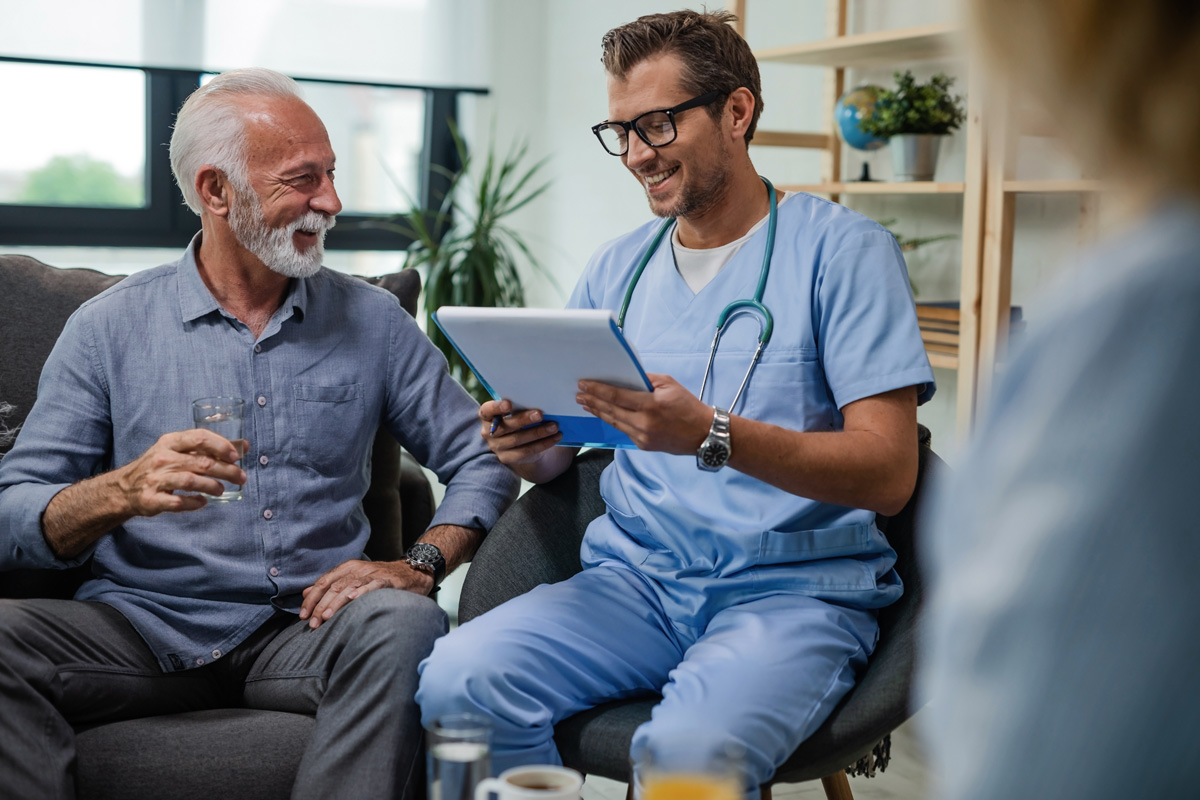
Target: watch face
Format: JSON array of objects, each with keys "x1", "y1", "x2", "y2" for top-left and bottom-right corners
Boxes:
[
  {"x1": 407, "y1": 542, "x2": 441, "y2": 565},
  {"x1": 700, "y1": 441, "x2": 730, "y2": 468}
]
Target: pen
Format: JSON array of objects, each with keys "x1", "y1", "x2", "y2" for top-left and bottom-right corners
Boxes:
[{"x1": 490, "y1": 416, "x2": 500, "y2": 437}]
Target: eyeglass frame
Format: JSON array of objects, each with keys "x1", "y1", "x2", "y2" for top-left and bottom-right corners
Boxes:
[{"x1": 591, "y1": 90, "x2": 724, "y2": 156}]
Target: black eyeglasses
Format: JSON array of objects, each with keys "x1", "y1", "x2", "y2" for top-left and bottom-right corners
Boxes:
[{"x1": 591, "y1": 91, "x2": 722, "y2": 156}]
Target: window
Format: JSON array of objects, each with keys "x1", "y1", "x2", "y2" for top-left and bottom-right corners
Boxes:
[
  {"x1": 0, "y1": 56, "x2": 483, "y2": 251},
  {"x1": 0, "y1": 62, "x2": 146, "y2": 209}
]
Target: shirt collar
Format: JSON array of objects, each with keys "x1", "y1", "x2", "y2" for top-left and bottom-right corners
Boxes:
[{"x1": 177, "y1": 232, "x2": 310, "y2": 324}]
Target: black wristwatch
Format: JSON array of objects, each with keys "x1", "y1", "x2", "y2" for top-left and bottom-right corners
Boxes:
[
  {"x1": 696, "y1": 406, "x2": 732, "y2": 471},
  {"x1": 404, "y1": 542, "x2": 446, "y2": 587}
]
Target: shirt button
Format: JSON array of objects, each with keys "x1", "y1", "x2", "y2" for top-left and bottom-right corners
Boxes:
[
  {"x1": 269, "y1": 566, "x2": 280, "y2": 577},
  {"x1": 263, "y1": 509, "x2": 274, "y2": 520},
  {"x1": 254, "y1": 344, "x2": 262, "y2": 353},
  {"x1": 259, "y1": 454, "x2": 269, "y2": 466},
  {"x1": 257, "y1": 396, "x2": 267, "y2": 407},
  {"x1": 212, "y1": 649, "x2": 222, "y2": 659},
  {"x1": 196, "y1": 658, "x2": 205, "y2": 666}
]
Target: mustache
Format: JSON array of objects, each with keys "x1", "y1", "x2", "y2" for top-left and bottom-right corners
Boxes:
[{"x1": 289, "y1": 211, "x2": 336, "y2": 235}]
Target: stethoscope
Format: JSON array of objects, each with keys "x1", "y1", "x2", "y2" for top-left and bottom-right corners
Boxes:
[{"x1": 617, "y1": 176, "x2": 777, "y2": 414}]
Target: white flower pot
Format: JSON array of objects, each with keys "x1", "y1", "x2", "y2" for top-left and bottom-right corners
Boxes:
[{"x1": 890, "y1": 134, "x2": 943, "y2": 182}]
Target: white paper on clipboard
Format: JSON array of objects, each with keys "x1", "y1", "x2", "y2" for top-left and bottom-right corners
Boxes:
[{"x1": 431, "y1": 306, "x2": 653, "y2": 449}]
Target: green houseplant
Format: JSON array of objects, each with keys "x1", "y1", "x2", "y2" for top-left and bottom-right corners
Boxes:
[
  {"x1": 385, "y1": 124, "x2": 553, "y2": 402},
  {"x1": 878, "y1": 218, "x2": 958, "y2": 296},
  {"x1": 859, "y1": 71, "x2": 966, "y2": 181}
]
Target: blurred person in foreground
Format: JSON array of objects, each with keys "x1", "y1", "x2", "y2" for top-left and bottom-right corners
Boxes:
[{"x1": 920, "y1": 2, "x2": 1200, "y2": 797}]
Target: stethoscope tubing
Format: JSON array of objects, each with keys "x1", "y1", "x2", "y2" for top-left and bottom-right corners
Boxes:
[{"x1": 617, "y1": 176, "x2": 778, "y2": 414}]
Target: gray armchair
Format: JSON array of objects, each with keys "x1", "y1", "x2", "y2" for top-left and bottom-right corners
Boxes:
[
  {"x1": 0, "y1": 253, "x2": 437, "y2": 800},
  {"x1": 459, "y1": 427, "x2": 944, "y2": 800}
]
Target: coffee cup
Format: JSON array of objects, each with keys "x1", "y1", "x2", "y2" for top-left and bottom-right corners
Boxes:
[{"x1": 474, "y1": 765, "x2": 582, "y2": 800}]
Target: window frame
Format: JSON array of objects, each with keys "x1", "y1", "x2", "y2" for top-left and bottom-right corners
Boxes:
[{"x1": 0, "y1": 55, "x2": 486, "y2": 251}]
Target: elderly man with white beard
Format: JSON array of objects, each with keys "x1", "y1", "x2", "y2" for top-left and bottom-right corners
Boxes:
[{"x1": 0, "y1": 68, "x2": 518, "y2": 800}]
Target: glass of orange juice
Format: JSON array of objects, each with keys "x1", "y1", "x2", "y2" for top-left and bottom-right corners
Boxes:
[{"x1": 633, "y1": 737, "x2": 746, "y2": 800}]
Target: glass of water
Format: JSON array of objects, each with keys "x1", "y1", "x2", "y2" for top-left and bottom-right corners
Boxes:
[
  {"x1": 427, "y1": 713, "x2": 492, "y2": 800},
  {"x1": 191, "y1": 397, "x2": 246, "y2": 502}
]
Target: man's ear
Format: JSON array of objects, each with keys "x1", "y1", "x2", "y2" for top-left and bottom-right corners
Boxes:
[
  {"x1": 724, "y1": 87, "x2": 756, "y2": 145},
  {"x1": 196, "y1": 166, "x2": 233, "y2": 217}
]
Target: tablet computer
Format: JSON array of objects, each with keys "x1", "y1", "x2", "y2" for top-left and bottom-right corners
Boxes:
[{"x1": 431, "y1": 306, "x2": 652, "y2": 449}]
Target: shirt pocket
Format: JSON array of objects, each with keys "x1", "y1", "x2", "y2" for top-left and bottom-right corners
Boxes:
[
  {"x1": 757, "y1": 524, "x2": 877, "y2": 592},
  {"x1": 742, "y1": 352, "x2": 835, "y2": 432},
  {"x1": 293, "y1": 383, "x2": 366, "y2": 476},
  {"x1": 758, "y1": 523, "x2": 871, "y2": 564},
  {"x1": 606, "y1": 505, "x2": 666, "y2": 566}
]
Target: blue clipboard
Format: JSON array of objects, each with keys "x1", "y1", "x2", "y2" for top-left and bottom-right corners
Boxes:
[{"x1": 431, "y1": 307, "x2": 653, "y2": 449}]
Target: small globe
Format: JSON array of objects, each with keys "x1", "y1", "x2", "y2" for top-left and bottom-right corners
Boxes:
[{"x1": 835, "y1": 85, "x2": 888, "y2": 152}]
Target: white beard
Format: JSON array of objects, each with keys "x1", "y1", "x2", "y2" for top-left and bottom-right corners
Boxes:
[{"x1": 228, "y1": 192, "x2": 336, "y2": 279}]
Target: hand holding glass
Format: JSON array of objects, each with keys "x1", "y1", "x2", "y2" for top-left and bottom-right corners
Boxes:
[{"x1": 191, "y1": 397, "x2": 246, "y2": 502}]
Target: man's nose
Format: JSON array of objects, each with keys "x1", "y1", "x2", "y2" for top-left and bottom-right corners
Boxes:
[
  {"x1": 624, "y1": 132, "x2": 656, "y2": 169},
  {"x1": 312, "y1": 174, "x2": 342, "y2": 217}
]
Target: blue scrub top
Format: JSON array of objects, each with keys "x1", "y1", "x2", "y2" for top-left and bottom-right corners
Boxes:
[{"x1": 568, "y1": 193, "x2": 935, "y2": 631}]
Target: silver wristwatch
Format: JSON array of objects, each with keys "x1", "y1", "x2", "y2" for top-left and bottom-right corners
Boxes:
[
  {"x1": 696, "y1": 406, "x2": 732, "y2": 471},
  {"x1": 404, "y1": 542, "x2": 446, "y2": 586}
]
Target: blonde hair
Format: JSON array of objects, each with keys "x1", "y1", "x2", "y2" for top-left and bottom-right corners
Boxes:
[
  {"x1": 169, "y1": 68, "x2": 304, "y2": 214},
  {"x1": 970, "y1": 0, "x2": 1200, "y2": 196}
]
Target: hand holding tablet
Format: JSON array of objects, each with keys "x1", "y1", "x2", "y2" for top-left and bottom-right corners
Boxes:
[{"x1": 432, "y1": 307, "x2": 652, "y2": 449}]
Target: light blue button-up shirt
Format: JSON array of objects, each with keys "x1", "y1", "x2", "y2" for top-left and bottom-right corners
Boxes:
[
  {"x1": 919, "y1": 201, "x2": 1200, "y2": 799},
  {"x1": 0, "y1": 239, "x2": 519, "y2": 672}
]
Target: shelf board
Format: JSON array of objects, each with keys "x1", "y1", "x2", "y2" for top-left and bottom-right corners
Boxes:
[
  {"x1": 1003, "y1": 179, "x2": 1105, "y2": 194},
  {"x1": 754, "y1": 23, "x2": 960, "y2": 68},
  {"x1": 752, "y1": 130, "x2": 833, "y2": 150},
  {"x1": 782, "y1": 181, "x2": 965, "y2": 195},
  {"x1": 926, "y1": 350, "x2": 959, "y2": 370}
]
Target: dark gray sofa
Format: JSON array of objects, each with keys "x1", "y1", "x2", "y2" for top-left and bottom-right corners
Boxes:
[{"x1": 0, "y1": 253, "x2": 437, "y2": 799}]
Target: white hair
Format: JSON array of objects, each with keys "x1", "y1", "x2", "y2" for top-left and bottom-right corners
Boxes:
[
  {"x1": 0, "y1": 402, "x2": 19, "y2": 453},
  {"x1": 169, "y1": 68, "x2": 304, "y2": 215}
]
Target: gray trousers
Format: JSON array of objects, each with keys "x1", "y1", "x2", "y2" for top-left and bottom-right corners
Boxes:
[{"x1": 0, "y1": 589, "x2": 448, "y2": 800}]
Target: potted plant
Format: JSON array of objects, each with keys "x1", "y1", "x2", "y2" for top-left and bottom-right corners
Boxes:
[
  {"x1": 858, "y1": 71, "x2": 965, "y2": 181},
  {"x1": 878, "y1": 217, "x2": 958, "y2": 296},
  {"x1": 384, "y1": 123, "x2": 554, "y2": 402}
]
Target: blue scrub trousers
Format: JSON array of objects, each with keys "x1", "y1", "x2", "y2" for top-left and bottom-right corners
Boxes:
[{"x1": 417, "y1": 561, "x2": 877, "y2": 792}]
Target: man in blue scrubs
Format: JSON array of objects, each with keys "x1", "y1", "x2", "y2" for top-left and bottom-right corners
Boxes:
[{"x1": 417, "y1": 10, "x2": 934, "y2": 792}]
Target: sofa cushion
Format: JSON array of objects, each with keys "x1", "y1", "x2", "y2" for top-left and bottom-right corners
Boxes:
[
  {"x1": 75, "y1": 708, "x2": 314, "y2": 800},
  {"x1": 0, "y1": 255, "x2": 123, "y2": 453}
]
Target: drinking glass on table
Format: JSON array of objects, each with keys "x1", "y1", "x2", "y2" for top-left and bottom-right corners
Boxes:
[
  {"x1": 633, "y1": 737, "x2": 746, "y2": 800},
  {"x1": 427, "y1": 713, "x2": 493, "y2": 800},
  {"x1": 191, "y1": 396, "x2": 246, "y2": 502}
]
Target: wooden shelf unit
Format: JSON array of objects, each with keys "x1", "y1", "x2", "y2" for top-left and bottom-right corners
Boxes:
[
  {"x1": 736, "y1": 1, "x2": 1103, "y2": 436},
  {"x1": 754, "y1": 23, "x2": 959, "y2": 68},
  {"x1": 973, "y1": 87, "x2": 1107, "y2": 421},
  {"x1": 736, "y1": 0, "x2": 987, "y2": 436}
]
